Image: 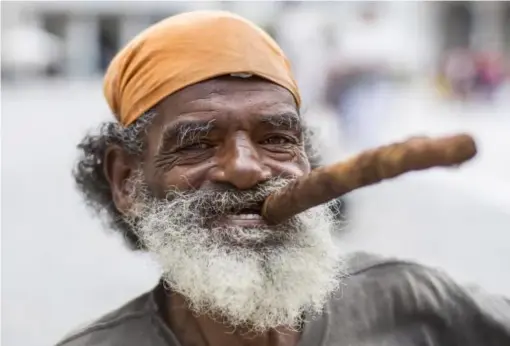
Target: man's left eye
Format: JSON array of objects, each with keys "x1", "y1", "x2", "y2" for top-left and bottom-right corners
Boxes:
[{"x1": 261, "y1": 136, "x2": 293, "y2": 145}]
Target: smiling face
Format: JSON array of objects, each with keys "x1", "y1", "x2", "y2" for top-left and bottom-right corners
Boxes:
[
  {"x1": 147, "y1": 77, "x2": 309, "y2": 197},
  {"x1": 104, "y1": 76, "x2": 341, "y2": 331}
]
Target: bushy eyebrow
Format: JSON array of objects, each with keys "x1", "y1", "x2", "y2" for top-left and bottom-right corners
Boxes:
[
  {"x1": 259, "y1": 112, "x2": 301, "y2": 131},
  {"x1": 157, "y1": 112, "x2": 301, "y2": 153},
  {"x1": 159, "y1": 119, "x2": 216, "y2": 151}
]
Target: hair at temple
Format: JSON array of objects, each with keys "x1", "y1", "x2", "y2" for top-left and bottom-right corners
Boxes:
[{"x1": 72, "y1": 108, "x2": 328, "y2": 250}]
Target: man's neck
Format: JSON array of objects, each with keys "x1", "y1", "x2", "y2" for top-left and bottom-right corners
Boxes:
[{"x1": 163, "y1": 291, "x2": 302, "y2": 346}]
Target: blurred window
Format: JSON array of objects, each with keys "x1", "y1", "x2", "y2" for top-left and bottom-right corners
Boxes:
[
  {"x1": 442, "y1": 2, "x2": 473, "y2": 50},
  {"x1": 98, "y1": 16, "x2": 120, "y2": 72},
  {"x1": 504, "y1": 4, "x2": 510, "y2": 55},
  {"x1": 42, "y1": 13, "x2": 68, "y2": 76}
]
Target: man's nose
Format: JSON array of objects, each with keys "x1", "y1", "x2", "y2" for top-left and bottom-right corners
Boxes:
[{"x1": 210, "y1": 134, "x2": 271, "y2": 190}]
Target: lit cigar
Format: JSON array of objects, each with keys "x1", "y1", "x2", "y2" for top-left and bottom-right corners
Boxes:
[{"x1": 262, "y1": 134, "x2": 477, "y2": 224}]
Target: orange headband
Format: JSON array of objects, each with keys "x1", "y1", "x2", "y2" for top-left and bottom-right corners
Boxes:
[{"x1": 103, "y1": 10, "x2": 301, "y2": 127}]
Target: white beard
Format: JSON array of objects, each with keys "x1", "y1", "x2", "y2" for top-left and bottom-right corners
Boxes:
[{"x1": 127, "y1": 177, "x2": 343, "y2": 332}]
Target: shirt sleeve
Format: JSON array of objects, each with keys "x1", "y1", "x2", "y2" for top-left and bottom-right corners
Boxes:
[
  {"x1": 397, "y1": 263, "x2": 510, "y2": 346},
  {"x1": 460, "y1": 284, "x2": 510, "y2": 345},
  {"x1": 337, "y1": 255, "x2": 510, "y2": 346}
]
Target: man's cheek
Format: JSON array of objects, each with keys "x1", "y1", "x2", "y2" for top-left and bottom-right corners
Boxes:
[{"x1": 156, "y1": 167, "x2": 210, "y2": 192}]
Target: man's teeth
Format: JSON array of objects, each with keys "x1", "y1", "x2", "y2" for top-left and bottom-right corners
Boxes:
[{"x1": 229, "y1": 214, "x2": 262, "y2": 220}]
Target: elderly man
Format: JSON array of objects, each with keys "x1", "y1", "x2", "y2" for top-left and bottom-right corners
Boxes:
[{"x1": 58, "y1": 11, "x2": 509, "y2": 346}]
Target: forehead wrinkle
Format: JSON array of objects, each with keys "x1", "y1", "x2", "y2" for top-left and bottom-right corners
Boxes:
[{"x1": 172, "y1": 85, "x2": 296, "y2": 110}]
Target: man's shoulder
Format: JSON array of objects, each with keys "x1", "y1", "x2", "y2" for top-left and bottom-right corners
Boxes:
[
  {"x1": 55, "y1": 289, "x2": 161, "y2": 346},
  {"x1": 325, "y1": 252, "x2": 510, "y2": 345},
  {"x1": 333, "y1": 252, "x2": 471, "y2": 318},
  {"x1": 340, "y1": 251, "x2": 448, "y2": 278}
]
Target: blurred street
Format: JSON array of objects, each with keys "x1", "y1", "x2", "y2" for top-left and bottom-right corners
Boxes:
[
  {"x1": 2, "y1": 1, "x2": 510, "y2": 346},
  {"x1": 2, "y1": 80, "x2": 510, "y2": 346}
]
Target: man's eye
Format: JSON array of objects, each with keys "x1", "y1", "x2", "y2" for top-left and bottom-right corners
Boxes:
[
  {"x1": 261, "y1": 136, "x2": 294, "y2": 145},
  {"x1": 180, "y1": 142, "x2": 211, "y2": 151}
]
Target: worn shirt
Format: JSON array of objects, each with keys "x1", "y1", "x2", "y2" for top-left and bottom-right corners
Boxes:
[{"x1": 56, "y1": 252, "x2": 510, "y2": 346}]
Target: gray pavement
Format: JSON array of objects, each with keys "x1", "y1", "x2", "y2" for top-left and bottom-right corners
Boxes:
[{"x1": 2, "y1": 80, "x2": 510, "y2": 346}]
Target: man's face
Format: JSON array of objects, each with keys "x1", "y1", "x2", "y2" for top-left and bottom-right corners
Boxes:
[
  {"x1": 107, "y1": 77, "x2": 341, "y2": 331},
  {"x1": 143, "y1": 76, "x2": 310, "y2": 201}
]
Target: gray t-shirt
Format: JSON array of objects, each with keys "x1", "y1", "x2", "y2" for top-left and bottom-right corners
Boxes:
[{"x1": 56, "y1": 252, "x2": 510, "y2": 346}]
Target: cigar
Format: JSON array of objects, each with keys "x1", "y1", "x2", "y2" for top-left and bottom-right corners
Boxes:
[{"x1": 262, "y1": 134, "x2": 477, "y2": 224}]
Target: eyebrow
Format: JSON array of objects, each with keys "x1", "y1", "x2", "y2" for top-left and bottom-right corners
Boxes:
[
  {"x1": 259, "y1": 112, "x2": 301, "y2": 131},
  {"x1": 159, "y1": 119, "x2": 216, "y2": 151},
  {"x1": 157, "y1": 112, "x2": 301, "y2": 152}
]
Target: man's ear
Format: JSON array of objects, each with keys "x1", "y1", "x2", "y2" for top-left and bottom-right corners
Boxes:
[{"x1": 103, "y1": 145, "x2": 138, "y2": 216}]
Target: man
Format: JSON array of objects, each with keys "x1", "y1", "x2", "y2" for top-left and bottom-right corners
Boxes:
[{"x1": 59, "y1": 11, "x2": 509, "y2": 346}]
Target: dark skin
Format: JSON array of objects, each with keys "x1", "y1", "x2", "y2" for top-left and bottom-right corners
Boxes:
[{"x1": 104, "y1": 76, "x2": 311, "y2": 346}]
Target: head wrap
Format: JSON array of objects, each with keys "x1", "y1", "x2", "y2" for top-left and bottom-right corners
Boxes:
[{"x1": 103, "y1": 10, "x2": 301, "y2": 127}]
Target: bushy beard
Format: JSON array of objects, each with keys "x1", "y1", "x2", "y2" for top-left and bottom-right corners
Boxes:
[{"x1": 125, "y1": 174, "x2": 343, "y2": 332}]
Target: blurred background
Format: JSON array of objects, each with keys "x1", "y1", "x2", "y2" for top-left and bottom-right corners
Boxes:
[{"x1": 2, "y1": 1, "x2": 510, "y2": 346}]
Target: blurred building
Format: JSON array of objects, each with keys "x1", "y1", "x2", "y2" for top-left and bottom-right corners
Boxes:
[{"x1": 2, "y1": 1, "x2": 509, "y2": 86}]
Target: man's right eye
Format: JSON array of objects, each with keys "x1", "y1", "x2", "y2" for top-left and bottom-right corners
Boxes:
[{"x1": 179, "y1": 142, "x2": 212, "y2": 151}]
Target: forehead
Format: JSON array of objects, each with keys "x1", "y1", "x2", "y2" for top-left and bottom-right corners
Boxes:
[{"x1": 153, "y1": 76, "x2": 298, "y2": 125}]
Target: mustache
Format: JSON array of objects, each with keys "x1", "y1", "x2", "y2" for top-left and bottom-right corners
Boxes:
[{"x1": 162, "y1": 178, "x2": 293, "y2": 217}]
